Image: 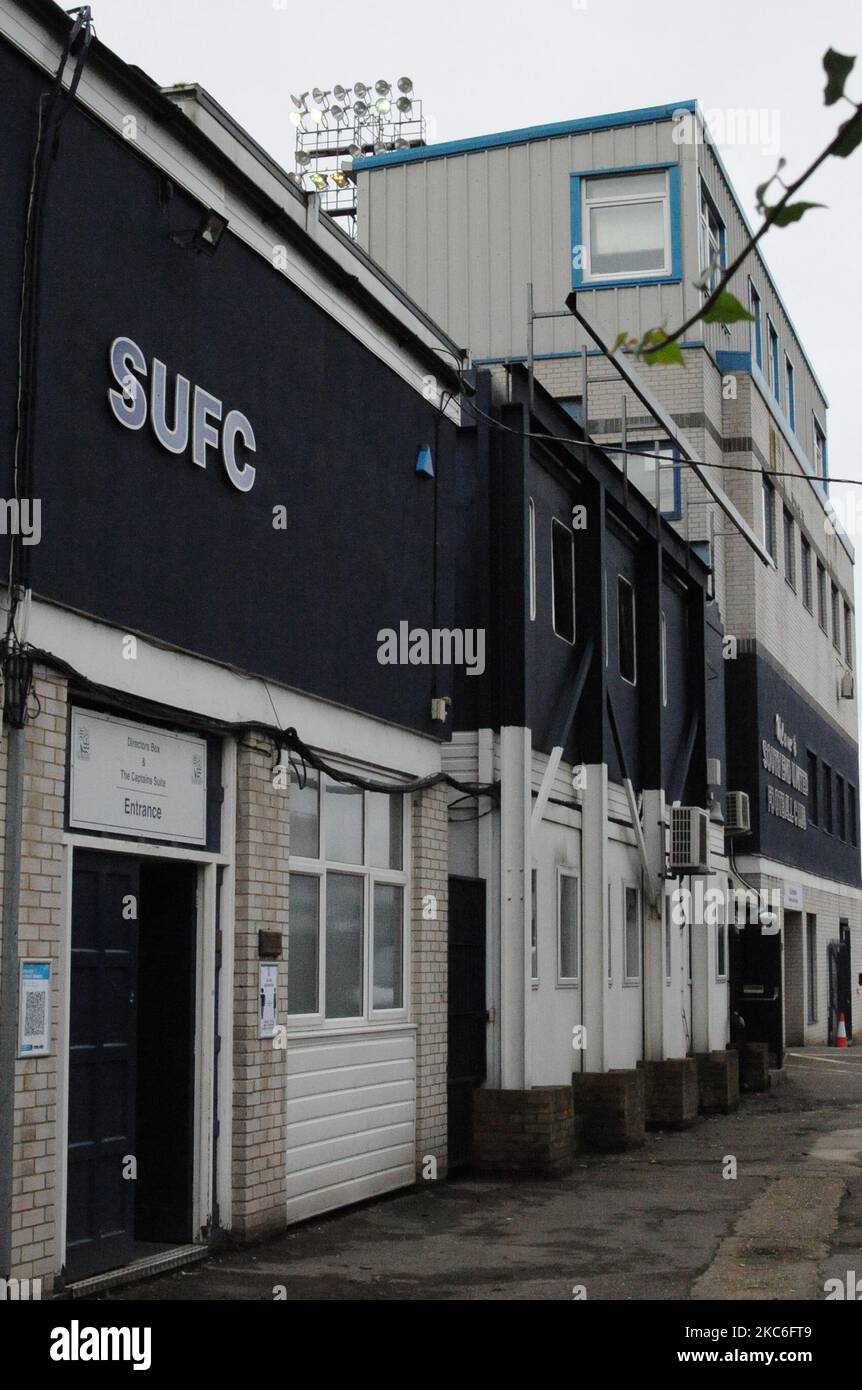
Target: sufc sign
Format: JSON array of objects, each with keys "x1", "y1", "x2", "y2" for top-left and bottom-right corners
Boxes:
[{"x1": 69, "y1": 708, "x2": 208, "y2": 845}]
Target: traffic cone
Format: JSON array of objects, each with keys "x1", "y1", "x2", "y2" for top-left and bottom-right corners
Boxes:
[{"x1": 836, "y1": 1013, "x2": 848, "y2": 1048}]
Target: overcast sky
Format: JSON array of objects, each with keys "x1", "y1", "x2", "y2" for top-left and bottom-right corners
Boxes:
[{"x1": 89, "y1": 0, "x2": 862, "y2": 552}]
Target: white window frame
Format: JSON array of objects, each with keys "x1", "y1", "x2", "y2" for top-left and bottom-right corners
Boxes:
[
  {"x1": 715, "y1": 903, "x2": 728, "y2": 982},
  {"x1": 556, "y1": 867, "x2": 581, "y2": 985},
  {"x1": 287, "y1": 770, "x2": 410, "y2": 1029},
  {"x1": 623, "y1": 882, "x2": 642, "y2": 985},
  {"x1": 528, "y1": 498, "x2": 537, "y2": 622},
  {"x1": 531, "y1": 864, "x2": 539, "y2": 984},
  {"x1": 607, "y1": 881, "x2": 613, "y2": 985},
  {"x1": 582, "y1": 170, "x2": 672, "y2": 283},
  {"x1": 766, "y1": 316, "x2": 780, "y2": 403},
  {"x1": 551, "y1": 517, "x2": 576, "y2": 646},
  {"x1": 617, "y1": 574, "x2": 637, "y2": 686},
  {"x1": 698, "y1": 187, "x2": 723, "y2": 295}
]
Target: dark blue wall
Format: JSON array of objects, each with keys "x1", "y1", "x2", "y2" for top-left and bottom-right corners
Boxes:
[
  {"x1": 1, "y1": 36, "x2": 456, "y2": 736},
  {"x1": 726, "y1": 651, "x2": 861, "y2": 887}
]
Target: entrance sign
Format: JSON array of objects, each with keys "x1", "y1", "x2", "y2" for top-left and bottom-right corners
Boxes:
[
  {"x1": 259, "y1": 963, "x2": 278, "y2": 1039},
  {"x1": 18, "y1": 959, "x2": 51, "y2": 1056},
  {"x1": 69, "y1": 708, "x2": 207, "y2": 846}
]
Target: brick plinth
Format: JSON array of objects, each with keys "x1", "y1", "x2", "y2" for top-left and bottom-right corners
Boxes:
[
  {"x1": 638, "y1": 1057, "x2": 699, "y2": 1129},
  {"x1": 472, "y1": 1086, "x2": 574, "y2": 1176},
  {"x1": 737, "y1": 1041, "x2": 770, "y2": 1093},
  {"x1": 696, "y1": 1050, "x2": 740, "y2": 1114},
  {"x1": 571, "y1": 1068, "x2": 645, "y2": 1151}
]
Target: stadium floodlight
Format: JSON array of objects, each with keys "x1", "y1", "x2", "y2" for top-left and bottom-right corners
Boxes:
[
  {"x1": 353, "y1": 99, "x2": 369, "y2": 117},
  {"x1": 330, "y1": 169, "x2": 350, "y2": 187},
  {"x1": 312, "y1": 87, "x2": 329, "y2": 106},
  {"x1": 291, "y1": 91, "x2": 309, "y2": 110},
  {"x1": 375, "y1": 97, "x2": 391, "y2": 114},
  {"x1": 353, "y1": 81, "x2": 369, "y2": 98},
  {"x1": 396, "y1": 95, "x2": 412, "y2": 113},
  {"x1": 330, "y1": 103, "x2": 347, "y2": 122},
  {"x1": 333, "y1": 84, "x2": 349, "y2": 102},
  {"x1": 397, "y1": 77, "x2": 413, "y2": 94},
  {"x1": 374, "y1": 79, "x2": 391, "y2": 96},
  {"x1": 289, "y1": 111, "x2": 304, "y2": 127},
  {"x1": 295, "y1": 150, "x2": 311, "y2": 167},
  {"x1": 287, "y1": 171, "x2": 304, "y2": 186},
  {"x1": 394, "y1": 136, "x2": 409, "y2": 150},
  {"x1": 309, "y1": 172, "x2": 329, "y2": 190},
  {"x1": 308, "y1": 107, "x2": 324, "y2": 123},
  {"x1": 346, "y1": 142, "x2": 362, "y2": 157}
]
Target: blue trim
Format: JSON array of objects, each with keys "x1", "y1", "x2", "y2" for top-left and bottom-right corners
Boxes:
[
  {"x1": 715, "y1": 349, "x2": 751, "y2": 373},
  {"x1": 353, "y1": 100, "x2": 697, "y2": 170},
  {"x1": 473, "y1": 340, "x2": 706, "y2": 365},
  {"x1": 570, "y1": 163, "x2": 682, "y2": 290}
]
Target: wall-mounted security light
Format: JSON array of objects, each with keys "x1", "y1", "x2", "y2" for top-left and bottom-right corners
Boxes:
[{"x1": 193, "y1": 208, "x2": 228, "y2": 254}]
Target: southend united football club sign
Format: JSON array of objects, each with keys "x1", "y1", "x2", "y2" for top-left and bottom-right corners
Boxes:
[
  {"x1": 107, "y1": 336, "x2": 258, "y2": 492},
  {"x1": 762, "y1": 713, "x2": 808, "y2": 830}
]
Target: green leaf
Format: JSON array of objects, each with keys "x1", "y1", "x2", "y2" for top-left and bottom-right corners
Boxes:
[
  {"x1": 764, "y1": 200, "x2": 826, "y2": 226},
  {"x1": 824, "y1": 48, "x2": 855, "y2": 105},
  {"x1": 702, "y1": 291, "x2": 756, "y2": 325},
  {"x1": 832, "y1": 107, "x2": 862, "y2": 157},
  {"x1": 640, "y1": 330, "x2": 685, "y2": 366},
  {"x1": 611, "y1": 331, "x2": 629, "y2": 354}
]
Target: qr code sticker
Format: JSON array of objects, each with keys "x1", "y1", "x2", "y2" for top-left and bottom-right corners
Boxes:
[{"x1": 24, "y1": 989, "x2": 46, "y2": 1040}]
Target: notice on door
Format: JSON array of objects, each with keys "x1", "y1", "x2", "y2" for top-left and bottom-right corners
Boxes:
[{"x1": 69, "y1": 708, "x2": 208, "y2": 845}]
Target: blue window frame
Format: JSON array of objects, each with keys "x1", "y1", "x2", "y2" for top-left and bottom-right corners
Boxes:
[
  {"x1": 767, "y1": 317, "x2": 780, "y2": 403},
  {"x1": 571, "y1": 163, "x2": 682, "y2": 291},
  {"x1": 814, "y1": 414, "x2": 828, "y2": 484},
  {"x1": 748, "y1": 280, "x2": 762, "y2": 369},
  {"x1": 785, "y1": 355, "x2": 796, "y2": 431}
]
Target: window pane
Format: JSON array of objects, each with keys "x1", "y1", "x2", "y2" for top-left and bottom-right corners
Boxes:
[
  {"x1": 373, "y1": 883, "x2": 404, "y2": 1009},
  {"x1": 552, "y1": 519, "x2": 575, "y2": 643},
  {"x1": 618, "y1": 577, "x2": 636, "y2": 684},
  {"x1": 325, "y1": 872, "x2": 364, "y2": 1017},
  {"x1": 625, "y1": 887, "x2": 640, "y2": 979},
  {"x1": 589, "y1": 201, "x2": 665, "y2": 275},
  {"x1": 559, "y1": 875, "x2": 579, "y2": 979},
  {"x1": 326, "y1": 777, "x2": 363, "y2": 864},
  {"x1": 587, "y1": 171, "x2": 667, "y2": 200},
  {"x1": 289, "y1": 767, "x2": 320, "y2": 858},
  {"x1": 367, "y1": 790, "x2": 403, "y2": 869},
  {"x1": 288, "y1": 874, "x2": 319, "y2": 1014}
]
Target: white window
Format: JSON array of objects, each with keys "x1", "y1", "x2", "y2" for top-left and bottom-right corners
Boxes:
[
  {"x1": 557, "y1": 869, "x2": 580, "y2": 983},
  {"x1": 699, "y1": 190, "x2": 723, "y2": 294},
  {"x1": 288, "y1": 768, "x2": 408, "y2": 1022},
  {"x1": 582, "y1": 170, "x2": 670, "y2": 280},
  {"x1": 624, "y1": 884, "x2": 641, "y2": 983}
]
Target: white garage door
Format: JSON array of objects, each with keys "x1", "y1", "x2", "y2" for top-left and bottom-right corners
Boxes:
[{"x1": 286, "y1": 1027, "x2": 416, "y2": 1224}]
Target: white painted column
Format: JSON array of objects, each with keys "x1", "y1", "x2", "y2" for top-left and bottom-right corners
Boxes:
[
  {"x1": 499, "y1": 726, "x2": 531, "y2": 1089},
  {"x1": 581, "y1": 764, "x2": 608, "y2": 1073},
  {"x1": 642, "y1": 789, "x2": 667, "y2": 1060}
]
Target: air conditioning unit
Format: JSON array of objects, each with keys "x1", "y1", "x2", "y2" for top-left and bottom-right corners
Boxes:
[
  {"x1": 840, "y1": 669, "x2": 855, "y2": 700},
  {"x1": 669, "y1": 806, "x2": 711, "y2": 873},
  {"x1": 725, "y1": 790, "x2": 751, "y2": 837}
]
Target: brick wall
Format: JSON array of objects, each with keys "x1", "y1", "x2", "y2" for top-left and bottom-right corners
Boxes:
[
  {"x1": 231, "y1": 739, "x2": 289, "y2": 1238},
  {"x1": 4, "y1": 669, "x2": 67, "y2": 1292},
  {"x1": 411, "y1": 783, "x2": 448, "y2": 1176}
]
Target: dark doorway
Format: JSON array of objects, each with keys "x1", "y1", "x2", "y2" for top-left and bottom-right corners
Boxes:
[
  {"x1": 66, "y1": 851, "x2": 197, "y2": 1283},
  {"x1": 447, "y1": 876, "x2": 486, "y2": 1170},
  {"x1": 827, "y1": 924, "x2": 852, "y2": 1045},
  {"x1": 729, "y1": 921, "x2": 784, "y2": 1067}
]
